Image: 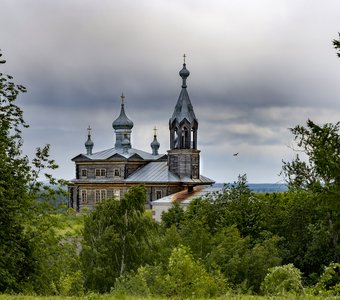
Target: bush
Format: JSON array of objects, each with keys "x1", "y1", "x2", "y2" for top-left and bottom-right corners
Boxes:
[
  {"x1": 113, "y1": 245, "x2": 228, "y2": 298},
  {"x1": 313, "y1": 262, "x2": 340, "y2": 296},
  {"x1": 261, "y1": 264, "x2": 304, "y2": 295}
]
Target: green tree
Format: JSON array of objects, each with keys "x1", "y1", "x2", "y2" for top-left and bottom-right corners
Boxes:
[
  {"x1": 0, "y1": 51, "x2": 33, "y2": 292},
  {"x1": 81, "y1": 185, "x2": 154, "y2": 293},
  {"x1": 333, "y1": 32, "x2": 340, "y2": 58},
  {"x1": 207, "y1": 226, "x2": 281, "y2": 293},
  {"x1": 282, "y1": 120, "x2": 340, "y2": 268},
  {"x1": 161, "y1": 201, "x2": 185, "y2": 229},
  {"x1": 0, "y1": 51, "x2": 73, "y2": 294},
  {"x1": 261, "y1": 264, "x2": 304, "y2": 296},
  {"x1": 313, "y1": 262, "x2": 340, "y2": 296},
  {"x1": 114, "y1": 245, "x2": 228, "y2": 298}
]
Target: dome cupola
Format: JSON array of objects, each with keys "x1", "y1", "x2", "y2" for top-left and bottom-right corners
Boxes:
[
  {"x1": 85, "y1": 125, "x2": 94, "y2": 155},
  {"x1": 150, "y1": 126, "x2": 160, "y2": 156},
  {"x1": 112, "y1": 93, "x2": 134, "y2": 130},
  {"x1": 112, "y1": 94, "x2": 134, "y2": 149}
]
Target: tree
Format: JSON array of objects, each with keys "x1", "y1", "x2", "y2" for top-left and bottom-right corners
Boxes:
[
  {"x1": 207, "y1": 226, "x2": 281, "y2": 293},
  {"x1": 261, "y1": 264, "x2": 304, "y2": 296},
  {"x1": 333, "y1": 32, "x2": 340, "y2": 58},
  {"x1": 114, "y1": 245, "x2": 228, "y2": 298},
  {"x1": 282, "y1": 120, "x2": 340, "y2": 270},
  {"x1": 81, "y1": 185, "x2": 154, "y2": 293},
  {"x1": 161, "y1": 202, "x2": 185, "y2": 229},
  {"x1": 0, "y1": 51, "x2": 34, "y2": 292},
  {"x1": 0, "y1": 51, "x2": 70, "y2": 293}
]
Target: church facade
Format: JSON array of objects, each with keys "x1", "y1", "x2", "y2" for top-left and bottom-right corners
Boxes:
[{"x1": 68, "y1": 60, "x2": 214, "y2": 211}]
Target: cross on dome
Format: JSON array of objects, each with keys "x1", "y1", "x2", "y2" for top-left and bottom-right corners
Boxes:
[{"x1": 120, "y1": 93, "x2": 125, "y2": 104}]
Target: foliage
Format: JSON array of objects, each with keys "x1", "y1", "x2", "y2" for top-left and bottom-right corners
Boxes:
[
  {"x1": 282, "y1": 120, "x2": 340, "y2": 273},
  {"x1": 0, "y1": 51, "x2": 72, "y2": 294},
  {"x1": 333, "y1": 32, "x2": 340, "y2": 57},
  {"x1": 81, "y1": 186, "x2": 154, "y2": 293},
  {"x1": 0, "y1": 50, "x2": 33, "y2": 292},
  {"x1": 313, "y1": 262, "x2": 340, "y2": 296},
  {"x1": 160, "y1": 201, "x2": 185, "y2": 229},
  {"x1": 261, "y1": 264, "x2": 304, "y2": 296},
  {"x1": 207, "y1": 226, "x2": 281, "y2": 293},
  {"x1": 114, "y1": 245, "x2": 228, "y2": 298}
]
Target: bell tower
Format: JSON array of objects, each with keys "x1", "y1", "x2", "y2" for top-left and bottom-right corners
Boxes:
[{"x1": 168, "y1": 56, "x2": 200, "y2": 179}]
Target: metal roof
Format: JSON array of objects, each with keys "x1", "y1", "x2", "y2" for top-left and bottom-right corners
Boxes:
[
  {"x1": 169, "y1": 63, "x2": 197, "y2": 125},
  {"x1": 152, "y1": 185, "x2": 222, "y2": 206},
  {"x1": 125, "y1": 161, "x2": 214, "y2": 184},
  {"x1": 71, "y1": 160, "x2": 214, "y2": 185},
  {"x1": 72, "y1": 147, "x2": 166, "y2": 161},
  {"x1": 125, "y1": 162, "x2": 178, "y2": 183}
]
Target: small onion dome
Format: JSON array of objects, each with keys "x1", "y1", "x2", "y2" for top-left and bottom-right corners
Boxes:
[
  {"x1": 179, "y1": 63, "x2": 190, "y2": 79},
  {"x1": 112, "y1": 95, "x2": 134, "y2": 130},
  {"x1": 151, "y1": 136, "x2": 160, "y2": 155},
  {"x1": 151, "y1": 137, "x2": 160, "y2": 149},
  {"x1": 85, "y1": 136, "x2": 94, "y2": 147},
  {"x1": 151, "y1": 127, "x2": 160, "y2": 155},
  {"x1": 85, "y1": 126, "x2": 94, "y2": 155}
]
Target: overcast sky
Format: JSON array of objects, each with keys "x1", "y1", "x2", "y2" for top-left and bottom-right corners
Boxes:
[{"x1": 1, "y1": 0, "x2": 340, "y2": 183}]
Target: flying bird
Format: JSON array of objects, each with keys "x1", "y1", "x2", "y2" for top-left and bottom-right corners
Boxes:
[{"x1": 233, "y1": 152, "x2": 239, "y2": 156}]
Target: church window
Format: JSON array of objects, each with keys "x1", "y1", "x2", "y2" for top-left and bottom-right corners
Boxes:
[
  {"x1": 81, "y1": 189, "x2": 87, "y2": 203},
  {"x1": 95, "y1": 189, "x2": 107, "y2": 203},
  {"x1": 114, "y1": 168, "x2": 120, "y2": 177},
  {"x1": 174, "y1": 128, "x2": 179, "y2": 148},
  {"x1": 95, "y1": 168, "x2": 106, "y2": 177},
  {"x1": 114, "y1": 189, "x2": 121, "y2": 199},
  {"x1": 155, "y1": 190, "x2": 162, "y2": 200},
  {"x1": 81, "y1": 169, "x2": 87, "y2": 177},
  {"x1": 181, "y1": 127, "x2": 189, "y2": 148}
]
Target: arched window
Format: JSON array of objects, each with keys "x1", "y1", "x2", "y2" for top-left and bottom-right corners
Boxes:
[{"x1": 181, "y1": 127, "x2": 189, "y2": 148}]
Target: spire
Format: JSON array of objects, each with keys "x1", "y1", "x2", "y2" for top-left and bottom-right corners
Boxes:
[
  {"x1": 112, "y1": 93, "x2": 134, "y2": 149},
  {"x1": 169, "y1": 57, "x2": 198, "y2": 150},
  {"x1": 179, "y1": 54, "x2": 190, "y2": 88},
  {"x1": 85, "y1": 125, "x2": 94, "y2": 155},
  {"x1": 170, "y1": 56, "x2": 197, "y2": 127},
  {"x1": 151, "y1": 126, "x2": 160, "y2": 155}
]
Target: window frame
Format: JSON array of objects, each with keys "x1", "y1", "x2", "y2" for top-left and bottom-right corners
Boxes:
[
  {"x1": 114, "y1": 189, "x2": 121, "y2": 200},
  {"x1": 114, "y1": 168, "x2": 120, "y2": 177},
  {"x1": 95, "y1": 189, "x2": 107, "y2": 203},
  {"x1": 81, "y1": 189, "x2": 87, "y2": 203},
  {"x1": 155, "y1": 190, "x2": 162, "y2": 200},
  {"x1": 95, "y1": 168, "x2": 106, "y2": 178}
]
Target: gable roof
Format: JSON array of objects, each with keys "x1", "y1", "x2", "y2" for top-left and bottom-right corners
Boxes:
[
  {"x1": 72, "y1": 147, "x2": 167, "y2": 162},
  {"x1": 126, "y1": 161, "x2": 214, "y2": 184}
]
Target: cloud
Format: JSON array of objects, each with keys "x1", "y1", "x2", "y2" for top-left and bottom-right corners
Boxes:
[{"x1": 2, "y1": 0, "x2": 340, "y2": 183}]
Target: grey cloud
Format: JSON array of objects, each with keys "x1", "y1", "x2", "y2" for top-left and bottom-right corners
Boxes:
[{"x1": 2, "y1": 0, "x2": 340, "y2": 183}]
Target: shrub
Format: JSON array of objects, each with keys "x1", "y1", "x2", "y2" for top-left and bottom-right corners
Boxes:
[
  {"x1": 261, "y1": 264, "x2": 304, "y2": 295},
  {"x1": 313, "y1": 262, "x2": 340, "y2": 296}
]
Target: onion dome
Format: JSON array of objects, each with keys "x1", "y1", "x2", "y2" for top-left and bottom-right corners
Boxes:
[
  {"x1": 112, "y1": 93, "x2": 134, "y2": 130},
  {"x1": 151, "y1": 126, "x2": 160, "y2": 156},
  {"x1": 85, "y1": 126, "x2": 94, "y2": 155},
  {"x1": 179, "y1": 65, "x2": 190, "y2": 88}
]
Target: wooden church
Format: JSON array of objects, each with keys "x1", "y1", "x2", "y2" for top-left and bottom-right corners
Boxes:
[{"x1": 68, "y1": 59, "x2": 214, "y2": 211}]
